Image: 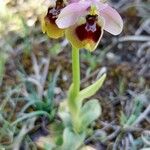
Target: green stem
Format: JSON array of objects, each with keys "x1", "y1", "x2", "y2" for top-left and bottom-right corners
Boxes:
[
  {"x1": 72, "y1": 46, "x2": 80, "y2": 96},
  {"x1": 67, "y1": 47, "x2": 81, "y2": 132},
  {"x1": 71, "y1": 47, "x2": 81, "y2": 132}
]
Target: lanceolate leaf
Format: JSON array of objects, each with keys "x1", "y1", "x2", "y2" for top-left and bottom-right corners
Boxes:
[{"x1": 77, "y1": 74, "x2": 106, "y2": 102}]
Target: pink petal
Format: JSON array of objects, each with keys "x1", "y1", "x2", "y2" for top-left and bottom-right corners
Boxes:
[
  {"x1": 56, "y1": 2, "x2": 91, "y2": 29},
  {"x1": 99, "y1": 4, "x2": 123, "y2": 35}
]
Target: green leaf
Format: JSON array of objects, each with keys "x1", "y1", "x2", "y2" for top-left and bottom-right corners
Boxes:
[
  {"x1": 0, "y1": 52, "x2": 7, "y2": 85},
  {"x1": 126, "y1": 114, "x2": 137, "y2": 126},
  {"x1": 67, "y1": 84, "x2": 80, "y2": 116},
  {"x1": 120, "y1": 111, "x2": 128, "y2": 126},
  {"x1": 59, "y1": 112, "x2": 71, "y2": 127},
  {"x1": 132, "y1": 99, "x2": 143, "y2": 117},
  {"x1": 47, "y1": 68, "x2": 60, "y2": 106},
  {"x1": 79, "y1": 99, "x2": 101, "y2": 131},
  {"x1": 47, "y1": 121, "x2": 64, "y2": 146},
  {"x1": 61, "y1": 128, "x2": 85, "y2": 150},
  {"x1": 58, "y1": 101, "x2": 72, "y2": 127},
  {"x1": 11, "y1": 111, "x2": 51, "y2": 125},
  {"x1": 44, "y1": 143, "x2": 55, "y2": 150},
  {"x1": 77, "y1": 74, "x2": 106, "y2": 102}
]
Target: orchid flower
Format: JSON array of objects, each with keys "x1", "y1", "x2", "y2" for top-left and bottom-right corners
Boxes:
[
  {"x1": 56, "y1": 0, "x2": 123, "y2": 51},
  {"x1": 41, "y1": 0, "x2": 80, "y2": 39},
  {"x1": 41, "y1": 1, "x2": 123, "y2": 147},
  {"x1": 41, "y1": 0, "x2": 66, "y2": 39}
]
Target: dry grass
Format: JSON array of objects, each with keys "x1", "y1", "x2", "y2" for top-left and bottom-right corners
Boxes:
[{"x1": 0, "y1": 0, "x2": 149, "y2": 149}]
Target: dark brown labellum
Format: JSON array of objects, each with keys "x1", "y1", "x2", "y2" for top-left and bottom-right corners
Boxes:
[
  {"x1": 75, "y1": 15, "x2": 101, "y2": 43},
  {"x1": 45, "y1": 0, "x2": 65, "y2": 24}
]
